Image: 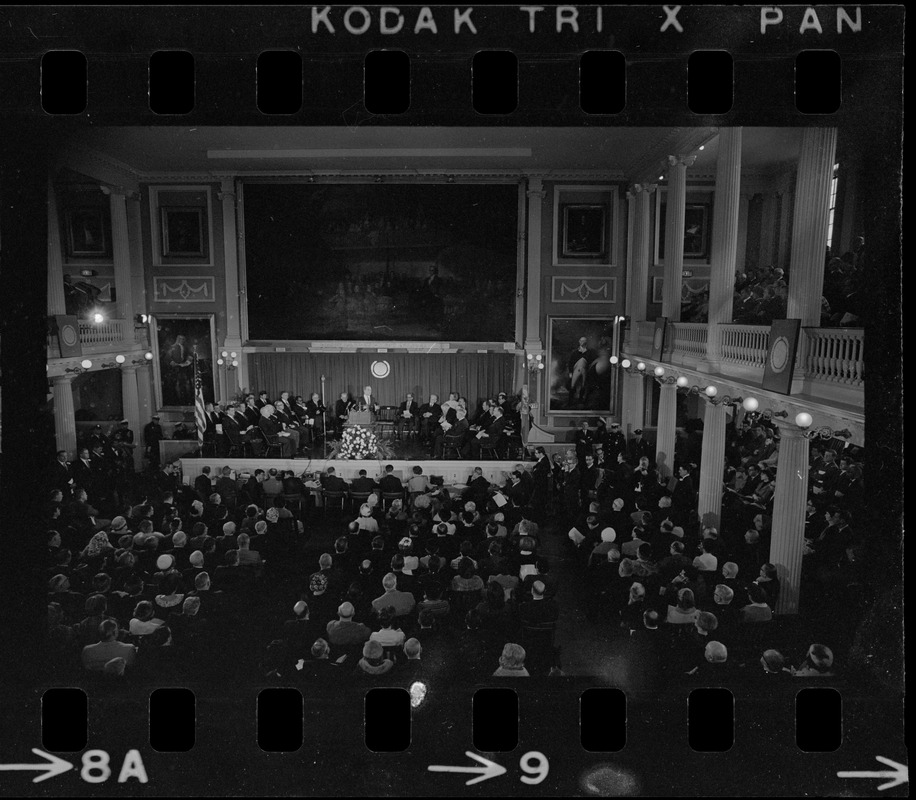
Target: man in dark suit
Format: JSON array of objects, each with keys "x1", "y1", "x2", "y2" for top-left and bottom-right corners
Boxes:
[
  {"x1": 194, "y1": 466, "x2": 214, "y2": 500},
  {"x1": 355, "y1": 385, "x2": 380, "y2": 414},
  {"x1": 243, "y1": 395, "x2": 261, "y2": 426},
  {"x1": 71, "y1": 447, "x2": 96, "y2": 498},
  {"x1": 604, "y1": 422, "x2": 627, "y2": 462},
  {"x1": 465, "y1": 467, "x2": 492, "y2": 508},
  {"x1": 469, "y1": 406, "x2": 507, "y2": 459},
  {"x1": 471, "y1": 400, "x2": 494, "y2": 434},
  {"x1": 434, "y1": 406, "x2": 470, "y2": 458},
  {"x1": 395, "y1": 393, "x2": 419, "y2": 439},
  {"x1": 143, "y1": 415, "x2": 164, "y2": 468},
  {"x1": 418, "y1": 393, "x2": 442, "y2": 443},
  {"x1": 574, "y1": 420, "x2": 595, "y2": 462},
  {"x1": 627, "y1": 429, "x2": 653, "y2": 462},
  {"x1": 303, "y1": 393, "x2": 326, "y2": 445},
  {"x1": 333, "y1": 392, "x2": 352, "y2": 437},
  {"x1": 50, "y1": 450, "x2": 74, "y2": 497},
  {"x1": 350, "y1": 469, "x2": 378, "y2": 496},
  {"x1": 222, "y1": 402, "x2": 265, "y2": 456},
  {"x1": 273, "y1": 400, "x2": 303, "y2": 452},
  {"x1": 378, "y1": 465, "x2": 404, "y2": 496},
  {"x1": 518, "y1": 581, "x2": 560, "y2": 626},
  {"x1": 258, "y1": 404, "x2": 295, "y2": 457},
  {"x1": 321, "y1": 466, "x2": 348, "y2": 494},
  {"x1": 671, "y1": 465, "x2": 696, "y2": 525}
]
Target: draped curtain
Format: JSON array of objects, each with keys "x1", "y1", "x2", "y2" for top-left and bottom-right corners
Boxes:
[{"x1": 249, "y1": 352, "x2": 517, "y2": 409}]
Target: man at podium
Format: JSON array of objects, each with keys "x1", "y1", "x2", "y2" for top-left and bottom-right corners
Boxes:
[{"x1": 355, "y1": 385, "x2": 380, "y2": 415}]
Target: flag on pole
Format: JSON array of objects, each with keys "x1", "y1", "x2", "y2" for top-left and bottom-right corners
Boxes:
[{"x1": 193, "y1": 352, "x2": 206, "y2": 450}]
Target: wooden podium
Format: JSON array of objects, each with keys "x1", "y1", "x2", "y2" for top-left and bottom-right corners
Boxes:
[{"x1": 345, "y1": 409, "x2": 375, "y2": 427}]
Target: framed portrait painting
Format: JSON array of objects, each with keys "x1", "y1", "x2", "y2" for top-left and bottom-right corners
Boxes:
[
  {"x1": 150, "y1": 314, "x2": 217, "y2": 409},
  {"x1": 547, "y1": 317, "x2": 616, "y2": 415},
  {"x1": 65, "y1": 207, "x2": 109, "y2": 258},
  {"x1": 561, "y1": 203, "x2": 608, "y2": 258},
  {"x1": 161, "y1": 206, "x2": 209, "y2": 259}
]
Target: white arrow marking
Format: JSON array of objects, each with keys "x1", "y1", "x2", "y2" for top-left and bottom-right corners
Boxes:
[
  {"x1": 428, "y1": 751, "x2": 507, "y2": 786},
  {"x1": 0, "y1": 749, "x2": 74, "y2": 783},
  {"x1": 838, "y1": 756, "x2": 908, "y2": 791}
]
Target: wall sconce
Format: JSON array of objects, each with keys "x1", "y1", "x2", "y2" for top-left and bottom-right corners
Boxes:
[
  {"x1": 130, "y1": 351, "x2": 154, "y2": 366},
  {"x1": 620, "y1": 359, "x2": 631, "y2": 369},
  {"x1": 795, "y1": 412, "x2": 813, "y2": 429},
  {"x1": 525, "y1": 352, "x2": 545, "y2": 374},
  {"x1": 90, "y1": 309, "x2": 106, "y2": 325},
  {"x1": 676, "y1": 376, "x2": 689, "y2": 388},
  {"x1": 609, "y1": 356, "x2": 619, "y2": 366},
  {"x1": 217, "y1": 350, "x2": 239, "y2": 370},
  {"x1": 742, "y1": 397, "x2": 759, "y2": 412},
  {"x1": 65, "y1": 359, "x2": 93, "y2": 374},
  {"x1": 636, "y1": 362, "x2": 646, "y2": 372},
  {"x1": 101, "y1": 354, "x2": 127, "y2": 369},
  {"x1": 135, "y1": 313, "x2": 151, "y2": 325}
]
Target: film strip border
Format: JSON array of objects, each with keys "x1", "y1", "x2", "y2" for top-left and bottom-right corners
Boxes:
[
  {"x1": 13, "y1": 683, "x2": 904, "y2": 794},
  {"x1": 0, "y1": 6, "x2": 905, "y2": 124}
]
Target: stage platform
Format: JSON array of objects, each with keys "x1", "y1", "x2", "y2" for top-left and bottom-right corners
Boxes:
[{"x1": 180, "y1": 458, "x2": 523, "y2": 487}]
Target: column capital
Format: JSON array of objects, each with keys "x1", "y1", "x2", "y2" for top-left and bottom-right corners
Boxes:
[
  {"x1": 772, "y1": 419, "x2": 813, "y2": 440},
  {"x1": 217, "y1": 190, "x2": 237, "y2": 202},
  {"x1": 52, "y1": 373, "x2": 76, "y2": 386},
  {"x1": 667, "y1": 154, "x2": 697, "y2": 169},
  {"x1": 100, "y1": 184, "x2": 140, "y2": 201},
  {"x1": 526, "y1": 182, "x2": 546, "y2": 199},
  {"x1": 629, "y1": 182, "x2": 658, "y2": 196}
]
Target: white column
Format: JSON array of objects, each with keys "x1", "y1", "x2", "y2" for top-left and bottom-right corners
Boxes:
[
  {"x1": 736, "y1": 193, "x2": 750, "y2": 273},
  {"x1": 48, "y1": 178, "x2": 67, "y2": 316},
  {"x1": 52, "y1": 374, "x2": 77, "y2": 457},
  {"x1": 696, "y1": 400, "x2": 727, "y2": 529},
  {"x1": 219, "y1": 179, "x2": 247, "y2": 396},
  {"x1": 524, "y1": 177, "x2": 545, "y2": 353},
  {"x1": 775, "y1": 190, "x2": 791, "y2": 271},
  {"x1": 626, "y1": 183, "x2": 655, "y2": 347},
  {"x1": 655, "y1": 382, "x2": 678, "y2": 479},
  {"x1": 786, "y1": 128, "x2": 838, "y2": 327},
  {"x1": 106, "y1": 187, "x2": 135, "y2": 326},
  {"x1": 136, "y1": 363, "x2": 154, "y2": 422},
  {"x1": 625, "y1": 187, "x2": 636, "y2": 351},
  {"x1": 121, "y1": 366, "x2": 142, "y2": 469},
  {"x1": 769, "y1": 424, "x2": 810, "y2": 615},
  {"x1": 619, "y1": 370, "x2": 646, "y2": 439},
  {"x1": 662, "y1": 156, "x2": 695, "y2": 320},
  {"x1": 705, "y1": 128, "x2": 742, "y2": 366}
]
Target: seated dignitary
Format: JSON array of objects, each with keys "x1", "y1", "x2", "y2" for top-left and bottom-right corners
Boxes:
[{"x1": 258, "y1": 404, "x2": 296, "y2": 457}]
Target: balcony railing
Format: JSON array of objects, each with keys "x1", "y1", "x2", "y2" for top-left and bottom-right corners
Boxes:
[
  {"x1": 805, "y1": 327, "x2": 864, "y2": 387},
  {"x1": 48, "y1": 319, "x2": 150, "y2": 359},
  {"x1": 626, "y1": 320, "x2": 864, "y2": 402},
  {"x1": 78, "y1": 318, "x2": 129, "y2": 346},
  {"x1": 670, "y1": 323, "x2": 708, "y2": 358},
  {"x1": 720, "y1": 324, "x2": 770, "y2": 370}
]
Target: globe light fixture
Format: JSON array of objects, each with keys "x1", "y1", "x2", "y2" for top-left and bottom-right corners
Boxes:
[
  {"x1": 676, "y1": 376, "x2": 689, "y2": 388},
  {"x1": 654, "y1": 366, "x2": 665, "y2": 377},
  {"x1": 742, "y1": 397, "x2": 759, "y2": 412},
  {"x1": 795, "y1": 412, "x2": 813, "y2": 429},
  {"x1": 705, "y1": 385, "x2": 718, "y2": 397}
]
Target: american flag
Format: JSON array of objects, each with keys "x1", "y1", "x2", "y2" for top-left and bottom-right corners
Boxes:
[{"x1": 193, "y1": 352, "x2": 206, "y2": 449}]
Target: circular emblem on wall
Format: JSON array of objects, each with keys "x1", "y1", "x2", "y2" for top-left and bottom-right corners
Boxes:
[
  {"x1": 60, "y1": 323, "x2": 78, "y2": 347},
  {"x1": 370, "y1": 360, "x2": 390, "y2": 379},
  {"x1": 769, "y1": 335, "x2": 791, "y2": 373},
  {"x1": 653, "y1": 328, "x2": 664, "y2": 350}
]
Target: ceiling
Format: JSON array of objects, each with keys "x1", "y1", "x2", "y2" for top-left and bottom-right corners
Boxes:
[{"x1": 69, "y1": 126, "x2": 804, "y2": 181}]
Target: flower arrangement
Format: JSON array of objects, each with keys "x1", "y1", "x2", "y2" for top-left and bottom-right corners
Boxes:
[{"x1": 337, "y1": 426, "x2": 380, "y2": 460}]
